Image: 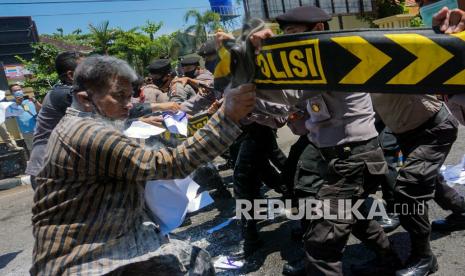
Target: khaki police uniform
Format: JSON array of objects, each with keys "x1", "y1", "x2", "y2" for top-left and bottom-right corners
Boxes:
[{"x1": 372, "y1": 94, "x2": 463, "y2": 259}]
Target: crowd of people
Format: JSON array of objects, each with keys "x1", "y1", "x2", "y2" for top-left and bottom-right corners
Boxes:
[{"x1": 1, "y1": 2, "x2": 463, "y2": 276}]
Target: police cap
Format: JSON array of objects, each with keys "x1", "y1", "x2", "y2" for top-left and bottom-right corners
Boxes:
[
  {"x1": 276, "y1": 5, "x2": 331, "y2": 27},
  {"x1": 180, "y1": 56, "x2": 200, "y2": 67},
  {"x1": 147, "y1": 59, "x2": 171, "y2": 74},
  {"x1": 197, "y1": 40, "x2": 217, "y2": 56}
]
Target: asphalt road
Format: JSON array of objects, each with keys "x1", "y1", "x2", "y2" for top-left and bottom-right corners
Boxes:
[{"x1": 1, "y1": 126, "x2": 464, "y2": 275}]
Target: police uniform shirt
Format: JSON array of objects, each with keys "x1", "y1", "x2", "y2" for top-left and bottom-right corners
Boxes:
[
  {"x1": 142, "y1": 84, "x2": 169, "y2": 103},
  {"x1": 195, "y1": 69, "x2": 214, "y2": 86},
  {"x1": 371, "y1": 94, "x2": 442, "y2": 134},
  {"x1": 254, "y1": 89, "x2": 378, "y2": 148},
  {"x1": 169, "y1": 82, "x2": 196, "y2": 103}
]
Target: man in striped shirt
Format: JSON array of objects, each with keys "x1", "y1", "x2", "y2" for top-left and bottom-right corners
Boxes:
[{"x1": 31, "y1": 55, "x2": 256, "y2": 275}]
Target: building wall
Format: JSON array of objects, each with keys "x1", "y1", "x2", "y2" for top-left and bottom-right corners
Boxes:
[{"x1": 244, "y1": 0, "x2": 374, "y2": 20}]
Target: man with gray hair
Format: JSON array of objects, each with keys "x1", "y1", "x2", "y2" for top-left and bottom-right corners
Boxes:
[{"x1": 31, "y1": 55, "x2": 256, "y2": 275}]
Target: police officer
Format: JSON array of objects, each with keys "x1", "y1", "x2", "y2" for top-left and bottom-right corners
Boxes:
[
  {"x1": 247, "y1": 6, "x2": 401, "y2": 275},
  {"x1": 197, "y1": 39, "x2": 218, "y2": 74},
  {"x1": 168, "y1": 56, "x2": 215, "y2": 103},
  {"x1": 371, "y1": 93, "x2": 464, "y2": 276},
  {"x1": 145, "y1": 59, "x2": 172, "y2": 103}
]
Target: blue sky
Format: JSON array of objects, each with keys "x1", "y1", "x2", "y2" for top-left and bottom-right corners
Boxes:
[{"x1": 0, "y1": 0, "x2": 244, "y2": 35}]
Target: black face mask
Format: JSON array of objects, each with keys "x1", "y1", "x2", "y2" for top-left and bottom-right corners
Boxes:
[
  {"x1": 153, "y1": 77, "x2": 166, "y2": 88},
  {"x1": 205, "y1": 60, "x2": 217, "y2": 73},
  {"x1": 184, "y1": 70, "x2": 197, "y2": 79}
]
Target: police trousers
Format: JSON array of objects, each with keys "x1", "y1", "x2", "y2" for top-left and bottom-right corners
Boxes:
[
  {"x1": 378, "y1": 125, "x2": 464, "y2": 216},
  {"x1": 394, "y1": 111, "x2": 459, "y2": 257},
  {"x1": 230, "y1": 123, "x2": 286, "y2": 206},
  {"x1": 300, "y1": 138, "x2": 391, "y2": 276}
]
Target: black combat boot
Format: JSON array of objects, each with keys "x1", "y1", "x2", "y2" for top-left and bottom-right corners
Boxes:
[
  {"x1": 395, "y1": 254, "x2": 438, "y2": 276},
  {"x1": 431, "y1": 212, "x2": 465, "y2": 232},
  {"x1": 282, "y1": 260, "x2": 305, "y2": 276},
  {"x1": 240, "y1": 219, "x2": 262, "y2": 258},
  {"x1": 351, "y1": 249, "x2": 403, "y2": 275}
]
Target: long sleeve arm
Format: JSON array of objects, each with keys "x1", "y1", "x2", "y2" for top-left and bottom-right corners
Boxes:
[{"x1": 89, "y1": 107, "x2": 241, "y2": 181}]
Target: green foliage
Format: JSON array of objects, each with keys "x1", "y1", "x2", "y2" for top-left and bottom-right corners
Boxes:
[
  {"x1": 15, "y1": 43, "x2": 60, "y2": 100},
  {"x1": 109, "y1": 28, "x2": 152, "y2": 74},
  {"x1": 410, "y1": 15, "x2": 424, "y2": 27},
  {"x1": 108, "y1": 25, "x2": 177, "y2": 75},
  {"x1": 141, "y1": 21, "x2": 163, "y2": 41},
  {"x1": 184, "y1": 9, "x2": 223, "y2": 48},
  {"x1": 88, "y1": 20, "x2": 116, "y2": 55},
  {"x1": 19, "y1": 18, "x2": 197, "y2": 88},
  {"x1": 377, "y1": 0, "x2": 407, "y2": 18},
  {"x1": 359, "y1": 0, "x2": 407, "y2": 26}
]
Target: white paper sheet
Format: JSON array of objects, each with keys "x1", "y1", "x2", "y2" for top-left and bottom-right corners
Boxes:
[
  {"x1": 124, "y1": 120, "x2": 166, "y2": 139},
  {"x1": 441, "y1": 155, "x2": 465, "y2": 186},
  {"x1": 214, "y1": 256, "x2": 244, "y2": 270},
  {"x1": 0, "y1": 102, "x2": 13, "y2": 124},
  {"x1": 145, "y1": 177, "x2": 214, "y2": 235},
  {"x1": 163, "y1": 111, "x2": 188, "y2": 136},
  {"x1": 187, "y1": 191, "x2": 214, "y2": 213}
]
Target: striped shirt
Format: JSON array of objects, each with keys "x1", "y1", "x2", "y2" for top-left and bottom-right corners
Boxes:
[{"x1": 31, "y1": 107, "x2": 241, "y2": 276}]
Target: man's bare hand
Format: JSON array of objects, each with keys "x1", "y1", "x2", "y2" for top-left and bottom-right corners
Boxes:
[
  {"x1": 249, "y1": 28, "x2": 274, "y2": 52},
  {"x1": 223, "y1": 84, "x2": 256, "y2": 124},
  {"x1": 433, "y1": 7, "x2": 465, "y2": 33},
  {"x1": 152, "y1": 102, "x2": 181, "y2": 112},
  {"x1": 207, "y1": 100, "x2": 221, "y2": 114},
  {"x1": 215, "y1": 31, "x2": 235, "y2": 49},
  {"x1": 171, "y1": 77, "x2": 190, "y2": 87},
  {"x1": 139, "y1": 115, "x2": 163, "y2": 127}
]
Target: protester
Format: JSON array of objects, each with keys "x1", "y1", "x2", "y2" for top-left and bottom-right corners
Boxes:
[
  {"x1": 7, "y1": 84, "x2": 38, "y2": 151},
  {"x1": 31, "y1": 55, "x2": 255, "y2": 275},
  {"x1": 0, "y1": 122, "x2": 20, "y2": 151},
  {"x1": 25, "y1": 51, "x2": 84, "y2": 187}
]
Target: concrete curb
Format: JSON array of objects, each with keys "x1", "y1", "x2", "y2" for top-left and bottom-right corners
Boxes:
[{"x1": 0, "y1": 177, "x2": 22, "y2": 190}]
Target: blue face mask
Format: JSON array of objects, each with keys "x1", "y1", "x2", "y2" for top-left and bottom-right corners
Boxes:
[{"x1": 420, "y1": 0, "x2": 458, "y2": 27}]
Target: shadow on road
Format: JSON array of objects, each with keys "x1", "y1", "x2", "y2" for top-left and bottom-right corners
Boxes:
[{"x1": 0, "y1": 250, "x2": 23, "y2": 269}]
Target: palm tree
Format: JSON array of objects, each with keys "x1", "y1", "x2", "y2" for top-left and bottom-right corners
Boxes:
[
  {"x1": 183, "y1": 9, "x2": 222, "y2": 48},
  {"x1": 88, "y1": 21, "x2": 115, "y2": 55},
  {"x1": 72, "y1": 28, "x2": 82, "y2": 35},
  {"x1": 56, "y1": 28, "x2": 64, "y2": 37},
  {"x1": 141, "y1": 20, "x2": 163, "y2": 41}
]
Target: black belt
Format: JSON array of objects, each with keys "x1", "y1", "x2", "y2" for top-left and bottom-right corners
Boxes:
[{"x1": 319, "y1": 137, "x2": 379, "y2": 160}]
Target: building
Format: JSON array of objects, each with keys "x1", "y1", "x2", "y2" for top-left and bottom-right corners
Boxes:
[
  {"x1": 0, "y1": 16, "x2": 39, "y2": 83},
  {"x1": 242, "y1": 0, "x2": 374, "y2": 30}
]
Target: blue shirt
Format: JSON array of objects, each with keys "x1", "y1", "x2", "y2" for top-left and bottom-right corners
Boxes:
[{"x1": 8, "y1": 99, "x2": 37, "y2": 134}]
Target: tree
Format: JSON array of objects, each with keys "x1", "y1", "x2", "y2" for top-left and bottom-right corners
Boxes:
[
  {"x1": 72, "y1": 28, "x2": 82, "y2": 35},
  {"x1": 88, "y1": 20, "x2": 115, "y2": 55},
  {"x1": 109, "y1": 28, "x2": 151, "y2": 73},
  {"x1": 410, "y1": 15, "x2": 424, "y2": 27},
  {"x1": 359, "y1": 0, "x2": 407, "y2": 27},
  {"x1": 141, "y1": 20, "x2": 163, "y2": 41},
  {"x1": 15, "y1": 43, "x2": 60, "y2": 100},
  {"x1": 184, "y1": 9, "x2": 222, "y2": 48},
  {"x1": 54, "y1": 27, "x2": 64, "y2": 37}
]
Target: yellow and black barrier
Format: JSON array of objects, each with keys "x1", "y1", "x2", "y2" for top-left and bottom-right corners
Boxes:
[
  {"x1": 253, "y1": 28, "x2": 465, "y2": 94},
  {"x1": 160, "y1": 113, "x2": 211, "y2": 143}
]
